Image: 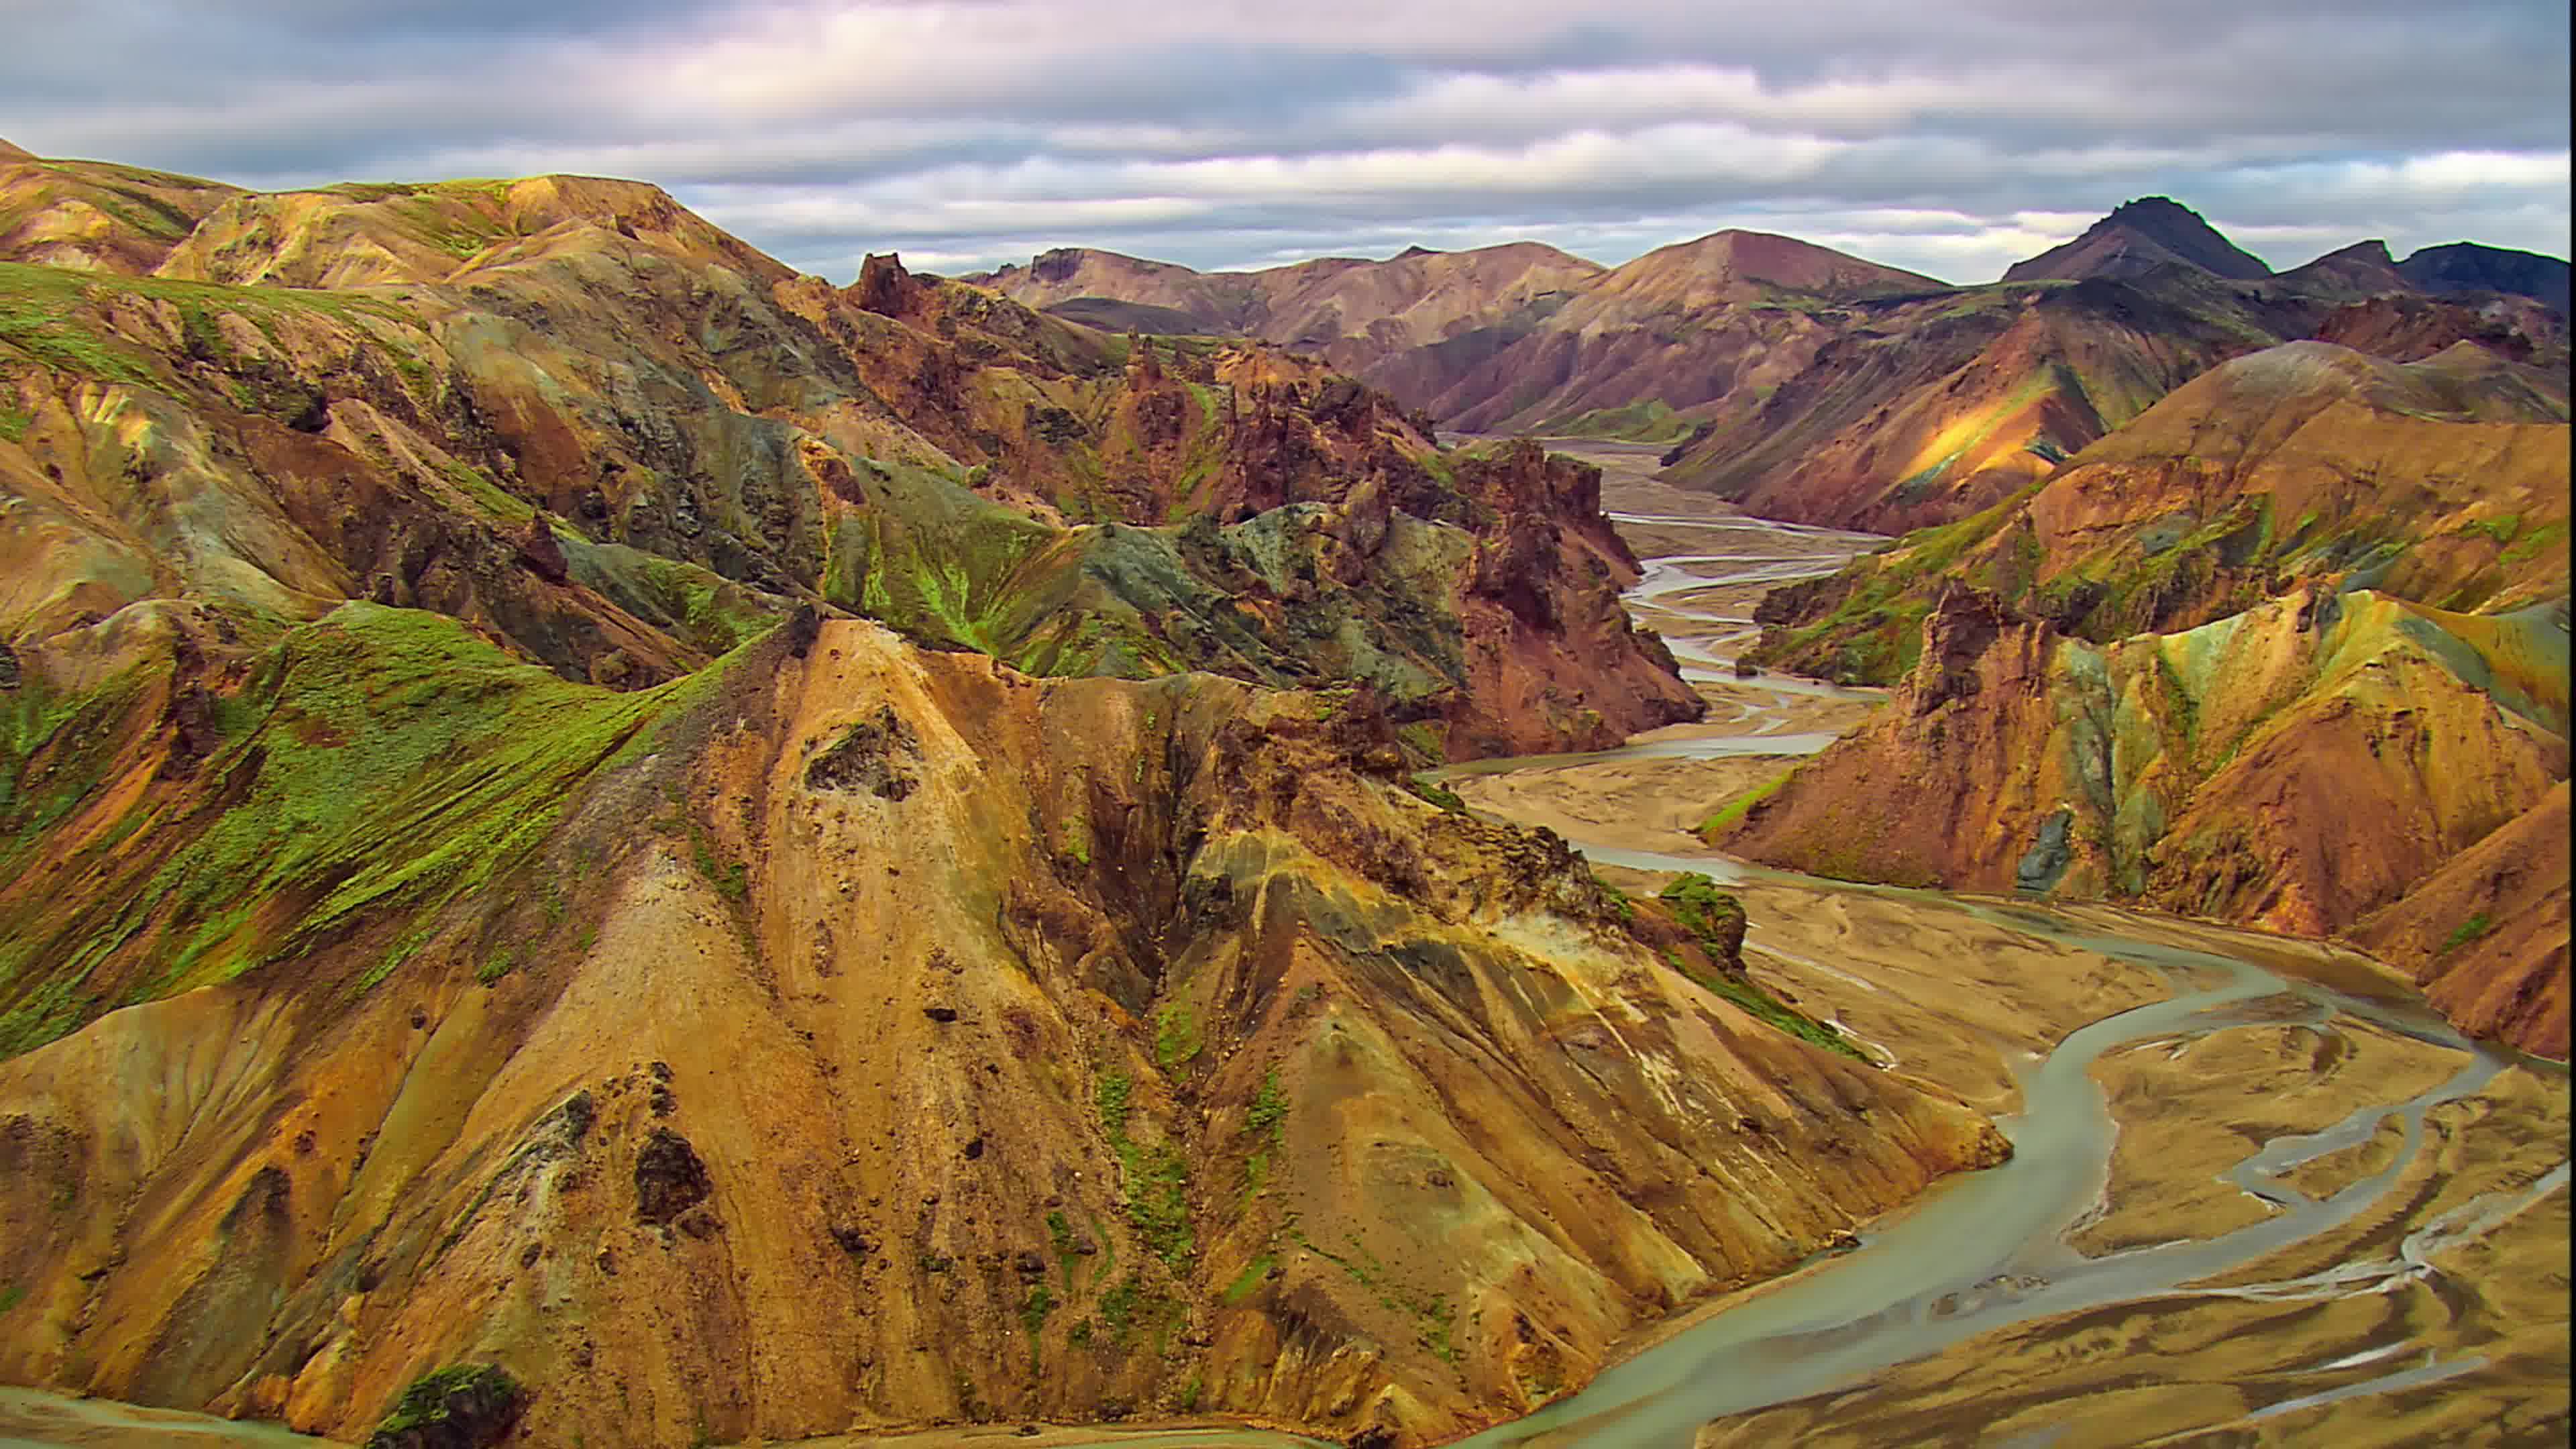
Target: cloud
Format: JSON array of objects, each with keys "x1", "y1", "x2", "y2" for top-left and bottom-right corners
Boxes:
[{"x1": 7, "y1": 1, "x2": 2567, "y2": 282}]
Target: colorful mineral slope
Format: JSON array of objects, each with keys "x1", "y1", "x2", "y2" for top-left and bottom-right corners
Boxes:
[
  {"x1": 1748, "y1": 340, "x2": 2571, "y2": 685},
  {"x1": 0, "y1": 149, "x2": 1698, "y2": 760},
  {"x1": 1713, "y1": 582, "x2": 2569, "y2": 1055},
  {"x1": 0, "y1": 612, "x2": 2002, "y2": 1448}
]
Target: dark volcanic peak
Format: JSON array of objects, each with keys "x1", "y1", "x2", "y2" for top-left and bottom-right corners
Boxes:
[
  {"x1": 2398, "y1": 241, "x2": 2572, "y2": 316},
  {"x1": 2004, "y1": 195, "x2": 2272, "y2": 284},
  {"x1": 2276, "y1": 238, "x2": 2414, "y2": 297}
]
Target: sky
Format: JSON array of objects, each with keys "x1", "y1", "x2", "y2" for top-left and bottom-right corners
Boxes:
[{"x1": 9, "y1": 1, "x2": 2570, "y2": 286}]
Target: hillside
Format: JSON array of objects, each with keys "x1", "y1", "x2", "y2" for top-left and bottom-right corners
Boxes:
[
  {"x1": 0, "y1": 140, "x2": 2047, "y2": 1449},
  {"x1": 0, "y1": 158, "x2": 1700, "y2": 760},
  {"x1": 1747, "y1": 341, "x2": 2571, "y2": 684},
  {"x1": 1710, "y1": 583, "x2": 2569, "y2": 1056}
]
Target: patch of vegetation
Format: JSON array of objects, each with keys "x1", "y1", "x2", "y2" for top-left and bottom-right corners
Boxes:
[
  {"x1": 1536, "y1": 398, "x2": 1697, "y2": 444},
  {"x1": 1222, "y1": 1254, "x2": 1277, "y2": 1307},
  {"x1": 1658, "y1": 873, "x2": 1746, "y2": 949},
  {"x1": 686, "y1": 820, "x2": 749, "y2": 903},
  {"x1": 1289, "y1": 1229, "x2": 1457, "y2": 1363},
  {"x1": 1096, "y1": 1065, "x2": 1194, "y2": 1270},
  {"x1": 1095, "y1": 1071, "x2": 1133, "y2": 1137},
  {"x1": 476, "y1": 947, "x2": 515, "y2": 985},
  {"x1": 1020, "y1": 1284, "x2": 1056, "y2": 1371},
  {"x1": 0, "y1": 1283, "x2": 23, "y2": 1313},
  {"x1": 1046, "y1": 1209, "x2": 1083, "y2": 1293},
  {"x1": 1, "y1": 606, "x2": 694, "y2": 1052},
  {"x1": 1153, "y1": 1002, "x2": 1201, "y2": 1071},
  {"x1": 1697, "y1": 768, "x2": 1795, "y2": 836},
  {"x1": 1245, "y1": 1069, "x2": 1289, "y2": 1142},
  {"x1": 367, "y1": 1364, "x2": 521, "y2": 1447},
  {"x1": 2439, "y1": 912, "x2": 2496, "y2": 955},
  {"x1": 0, "y1": 402, "x2": 30, "y2": 442},
  {"x1": 1406, "y1": 773, "x2": 1466, "y2": 813}
]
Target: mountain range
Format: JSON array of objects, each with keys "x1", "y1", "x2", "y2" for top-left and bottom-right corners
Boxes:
[
  {"x1": 0, "y1": 134, "x2": 2565, "y2": 1449},
  {"x1": 971, "y1": 198, "x2": 2567, "y2": 533},
  {"x1": 0, "y1": 139, "x2": 2004, "y2": 1449}
]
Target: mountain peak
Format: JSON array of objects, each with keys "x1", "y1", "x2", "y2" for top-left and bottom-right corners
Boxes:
[
  {"x1": 2003, "y1": 196, "x2": 2271, "y2": 284},
  {"x1": 0, "y1": 138, "x2": 34, "y2": 162},
  {"x1": 1392, "y1": 244, "x2": 1443, "y2": 260},
  {"x1": 2397, "y1": 241, "x2": 2572, "y2": 315}
]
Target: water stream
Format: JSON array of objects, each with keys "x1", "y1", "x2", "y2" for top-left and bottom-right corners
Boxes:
[{"x1": 1419, "y1": 515, "x2": 2561, "y2": 1446}]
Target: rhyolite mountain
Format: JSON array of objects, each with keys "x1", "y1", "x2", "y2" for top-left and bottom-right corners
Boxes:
[
  {"x1": 986, "y1": 199, "x2": 2567, "y2": 534},
  {"x1": 0, "y1": 141, "x2": 2018, "y2": 1449},
  {"x1": 0, "y1": 143, "x2": 1701, "y2": 761},
  {"x1": 2000, "y1": 196, "x2": 2275, "y2": 284},
  {"x1": 1715, "y1": 341, "x2": 2571, "y2": 1058}
]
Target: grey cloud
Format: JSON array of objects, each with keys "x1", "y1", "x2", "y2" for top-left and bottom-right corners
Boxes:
[{"x1": 7, "y1": 0, "x2": 2566, "y2": 283}]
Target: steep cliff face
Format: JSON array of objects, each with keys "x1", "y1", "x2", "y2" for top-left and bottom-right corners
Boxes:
[
  {"x1": 1750, "y1": 341, "x2": 2571, "y2": 685},
  {"x1": 0, "y1": 612, "x2": 2002, "y2": 1447},
  {"x1": 0, "y1": 153, "x2": 1697, "y2": 760},
  {"x1": 1713, "y1": 584, "x2": 2570, "y2": 1054}
]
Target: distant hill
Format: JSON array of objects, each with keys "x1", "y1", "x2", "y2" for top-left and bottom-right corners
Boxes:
[
  {"x1": 965, "y1": 240, "x2": 1605, "y2": 377},
  {"x1": 2398, "y1": 240, "x2": 2573, "y2": 315},
  {"x1": 966, "y1": 199, "x2": 2563, "y2": 533}
]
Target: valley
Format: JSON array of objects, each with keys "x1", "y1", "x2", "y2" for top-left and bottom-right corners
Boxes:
[{"x1": 0, "y1": 129, "x2": 2565, "y2": 1449}]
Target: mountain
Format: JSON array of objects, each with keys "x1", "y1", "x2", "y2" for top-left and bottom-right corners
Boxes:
[
  {"x1": 1712, "y1": 339, "x2": 2571, "y2": 1057},
  {"x1": 0, "y1": 144, "x2": 2037, "y2": 1449},
  {"x1": 0, "y1": 162, "x2": 1699, "y2": 760},
  {"x1": 0, "y1": 149, "x2": 244, "y2": 275},
  {"x1": 2001, "y1": 197, "x2": 2274, "y2": 284},
  {"x1": 965, "y1": 241, "x2": 1607, "y2": 380},
  {"x1": 1710, "y1": 582, "x2": 2569, "y2": 1058},
  {"x1": 2396, "y1": 240, "x2": 2573, "y2": 316},
  {"x1": 968, "y1": 206, "x2": 2563, "y2": 537},
  {"x1": 2274, "y1": 239, "x2": 2415, "y2": 299},
  {"x1": 1747, "y1": 341, "x2": 2571, "y2": 682},
  {"x1": 1647, "y1": 266, "x2": 2320, "y2": 532}
]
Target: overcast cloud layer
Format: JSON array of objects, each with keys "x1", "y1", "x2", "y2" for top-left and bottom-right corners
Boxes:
[{"x1": 11, "y1": 1, "x2": 2569, "y2": 284}]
